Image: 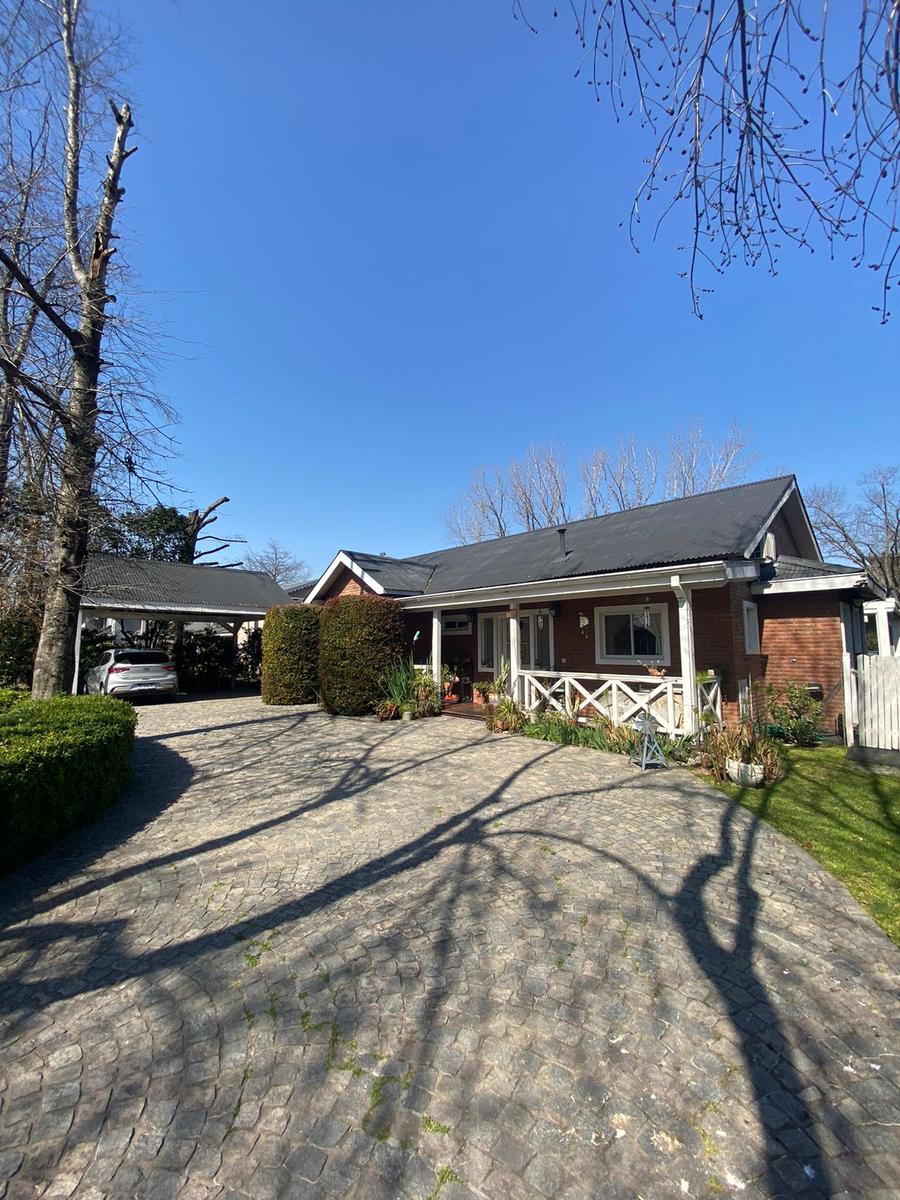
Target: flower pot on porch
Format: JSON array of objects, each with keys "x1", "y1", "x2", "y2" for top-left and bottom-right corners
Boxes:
[{"x1": 726, "y1": 757, "x2": 764, "y2": 787}]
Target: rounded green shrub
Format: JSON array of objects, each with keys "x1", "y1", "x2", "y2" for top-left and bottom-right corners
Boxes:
[
  {"x1": 262, "y1": 604, "x2": 320, "y2": 704},
  {"x1": 0, "y1": 694, "x2": 136, "y2": 871},
  {"x1": 318, "y1": 595, "x2": 405, "y2": 715}
]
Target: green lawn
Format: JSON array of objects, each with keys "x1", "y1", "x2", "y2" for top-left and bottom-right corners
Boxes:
[{"x1": 713, "y1": 746, "x2": 900, "y2": 945}]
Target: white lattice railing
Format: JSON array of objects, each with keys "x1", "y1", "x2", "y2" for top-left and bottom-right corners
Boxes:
[
  {"x1": 697, "y1": 676, "x2": 722, "y2": 726},
  {"x1": 519, "y1": 670, "x2": 722, "y2": 736}
]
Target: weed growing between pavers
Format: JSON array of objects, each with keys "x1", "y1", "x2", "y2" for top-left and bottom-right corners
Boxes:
[
  {"x1": 421, "y1": 1116, "x2": 451, "y2": 1135},
  {"x1": 426, "y1": 1165, "x2": 462, "y2": 1200}
]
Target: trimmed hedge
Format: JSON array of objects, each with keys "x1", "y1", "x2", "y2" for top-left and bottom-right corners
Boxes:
[
  {"x1": 318, "y1": 595, "x2": 406, "y2": 715},
  {"x1": 262, "y1": 604, "x2": 320, "y2": 705},
  {"x1": 0, "y1": 694, "x2": 137, "y2": 872}
]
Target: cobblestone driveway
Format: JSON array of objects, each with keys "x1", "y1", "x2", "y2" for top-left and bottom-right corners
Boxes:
[{"x1": 1, "y1": 696, "x2": 899, "y2": 1200}]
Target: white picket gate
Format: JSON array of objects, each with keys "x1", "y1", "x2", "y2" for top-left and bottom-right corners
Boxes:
[{"x1": 855, "y1": 654, "x2": 900, "y2": 752}]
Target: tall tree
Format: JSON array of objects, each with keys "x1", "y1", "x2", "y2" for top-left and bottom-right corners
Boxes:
[
  {"x1": 0, "y1": 0, "x2": 166, "y2": 696},
  {"x1": 808, "y1": 467, "x2": 900, "y2": 600},
  {"x1": 245, "y1": 540, "x2": 309, "y2": 587},
  {"x1": 444, "y1": 423, "x2": 757, "y2": 543},
  {"x1": 515, "y1": 3, "x2": 900, "y2": 318}
]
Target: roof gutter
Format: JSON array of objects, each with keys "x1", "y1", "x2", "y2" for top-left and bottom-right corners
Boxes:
[{"x1": 398, "y1": 560, "x2": 757, "y2": 611}]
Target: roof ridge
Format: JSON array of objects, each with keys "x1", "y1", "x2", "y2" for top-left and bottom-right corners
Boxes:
[
  {"x1": 402, "y1": 474, "x2": 796, "y2": 563},
  {"x1": 89, "y1": 552, "x2": 268, "y2": 578}
]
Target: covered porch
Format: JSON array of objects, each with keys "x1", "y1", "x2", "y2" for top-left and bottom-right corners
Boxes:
[{"x1": 404, "y1": 564, "x2": 740, "y2": 737}]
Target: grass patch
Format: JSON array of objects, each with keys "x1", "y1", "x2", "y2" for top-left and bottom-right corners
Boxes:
[
  {"x1": 362, "y1": 1072, "x2": 398, "y2": 1138},
  {"x1": 426, "y1": 1165, "x2": 463, "y2": 1200},
  {"x1": 422, "y1": 1115, "x2": 451, "y2": 1135},
  {"x1": 709, "y1": 746, "x2": 899, "y2": 944}
]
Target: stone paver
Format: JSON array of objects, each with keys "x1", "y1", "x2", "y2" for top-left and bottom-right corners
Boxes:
[{"x1": 1, "y1": 696, "x2": 899, "y2": 1200}]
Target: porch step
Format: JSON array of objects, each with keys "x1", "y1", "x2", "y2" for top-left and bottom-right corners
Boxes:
[{"x1": 442, "y1": 702, "x2": 485, "y2": 722}]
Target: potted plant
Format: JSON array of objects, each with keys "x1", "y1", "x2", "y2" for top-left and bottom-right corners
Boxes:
[
  {"x1": 440, "y1": 664, "x2": 458, "y2": 704},
  {"x1": 490, "y1": 658, "x2": 510, "y2": 703},
  {"x1": 472, "y1": 680, "x2": 493, "y2": 707},
  {"x1": 400, "y1": 702, "x2": 415, "y2": 723},
  {"x1": 717, "y1": 723, "x2": 784, "y2": 787}
]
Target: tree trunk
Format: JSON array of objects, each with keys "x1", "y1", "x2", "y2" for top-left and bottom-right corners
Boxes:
[{"x1": 30, "y1": 355, "x2": 97, "y2": 697}]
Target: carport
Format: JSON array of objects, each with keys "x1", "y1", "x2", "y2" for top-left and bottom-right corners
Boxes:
[{"x1": 74, "y1": 554, "x2": 292, "y2": 692}]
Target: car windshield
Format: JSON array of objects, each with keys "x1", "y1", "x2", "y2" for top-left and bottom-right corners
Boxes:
[{"x1": 114, "y1": 651, "x2": 170, "y2": 665}]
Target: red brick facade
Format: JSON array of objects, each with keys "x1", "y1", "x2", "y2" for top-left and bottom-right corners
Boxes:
[
  {"x1": 313, "y1": 568, "x2": 849, "y2": 733},
  {"x1": 316, "y1": 567, "x2": 367, "y2": 602},
  {"x1": 757, "y1": 592, "x2": 845, "y2": 730}
]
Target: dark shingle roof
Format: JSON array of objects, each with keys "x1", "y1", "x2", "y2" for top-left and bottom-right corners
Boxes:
[
  {"x1": 767, "y1": 557, "x2": 857, "y2": 581},
  {"x1": 343, "y1": 552, "x2": 436, "y2": 596},
  {"x1": 286, "y1": 579, "x2": 317, "y2": 601},
  {"x1": 386, "y1": 476, "x2": 797, "y2": 595},
  {"x1": 81, "y1": 555, "x2": 291, "y2": 615}
]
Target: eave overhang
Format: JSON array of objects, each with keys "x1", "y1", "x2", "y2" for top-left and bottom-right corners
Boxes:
[
  {"x1": 397, "y1": 560, "x2": 757, "y2": 612},
  {"x1": 751, "y1": 573, "x2": 887, "y2": 599}
]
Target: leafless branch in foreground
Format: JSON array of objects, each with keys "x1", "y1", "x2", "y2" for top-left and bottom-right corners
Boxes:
[{"x1": 514, "y1": 2, "x2": 900, "y2": 319}]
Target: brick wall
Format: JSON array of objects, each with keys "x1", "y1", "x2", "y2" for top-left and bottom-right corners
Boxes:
[
  {"x1": 316, "y1": 567, "x2": 366, "y2": 602},
  {"x1": 320, "y1": 566, "x2": 847, "y2": 731},
  {"x1": 757, "y1": 592, "x2": 845, "y2": 731}
]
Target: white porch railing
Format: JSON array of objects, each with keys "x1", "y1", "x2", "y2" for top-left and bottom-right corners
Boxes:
[{"x1": 520, "y1": 670, "x2": 722, "y2": 736}]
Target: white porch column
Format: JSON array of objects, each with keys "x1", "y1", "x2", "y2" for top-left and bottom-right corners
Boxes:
[
  {"x1": 508, "y1": 608, "x2": 521, "y2": 703},
  {"x1": 875, "y1": 603, "x2": 892, "y2": 658},
  {"x1": 431, "y1": 609, "x2": 442, "y2": 686},
  {"x1": 671, "y1": 576, "x2": 698, "y2": 734},
  {"x1": 71, "y1": 606, "x2": 83, "y2": 695}
]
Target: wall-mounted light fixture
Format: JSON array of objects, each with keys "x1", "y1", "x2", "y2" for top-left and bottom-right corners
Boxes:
[{"x1": 549, "y1": 603, "x2": 561, "y2": 618}]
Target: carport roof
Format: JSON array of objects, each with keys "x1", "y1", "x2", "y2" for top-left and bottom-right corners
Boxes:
[{"x1": 81, "y1": 555, "x2": 291, "y2": 619}]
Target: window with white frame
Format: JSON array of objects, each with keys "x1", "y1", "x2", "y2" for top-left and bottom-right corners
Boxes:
[
  {"x1": 478, "y1": 611, "x2": 553, "y2": 672},
  {"x1": 442, "y1": 614, "x2": 472, "y2": 636},
  {"x1": 742, "y1": 601, "x2": 760, "y2": 654},
  {"x1": 594, "y1": 604, "x2": 670, "y2": 665},
  {"x1": 478, "y1": 614, "x2": 498, "y2": 670}
]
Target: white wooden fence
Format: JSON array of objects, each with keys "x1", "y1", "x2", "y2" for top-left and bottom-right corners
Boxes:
[
  {"x1": 518, "y1": 670, "x2": 721, "y2": 736},
  {"x1": 850, "y1": 653, "x2": 900, "y2": 751}
]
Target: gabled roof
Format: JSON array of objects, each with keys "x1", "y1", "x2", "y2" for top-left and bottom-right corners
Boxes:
[
  {"x1": 344, "y1": 552, "x2": 436, "y2": 595},
  {"x1": 81, "y1": 555, "x2": 291, "y2": 616},
  {"x1": 308, "y1": 476, "x2": 817, "y2": 603}
]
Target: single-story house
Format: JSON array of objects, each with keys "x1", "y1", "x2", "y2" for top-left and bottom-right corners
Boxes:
[{"x1": 304, "y1": 475, "x2": 890, "y2": 736}]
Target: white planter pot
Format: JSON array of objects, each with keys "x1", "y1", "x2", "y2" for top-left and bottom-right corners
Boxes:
[
  {"x1": 726, "y1": 757, "x2": 765, "y2": 787},
  {"x1": 401, "y1": 710, "x2": 414, "y2": 723}
]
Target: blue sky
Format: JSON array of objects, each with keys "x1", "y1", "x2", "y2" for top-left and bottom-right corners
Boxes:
[{"x1": 99, "y1": 1, "x2": 896, "y2": 577}]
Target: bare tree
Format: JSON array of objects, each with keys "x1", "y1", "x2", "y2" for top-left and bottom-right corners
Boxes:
[
  {"x1": 0, "y1": 0, "x2": 170, "y2": 696},
  {"x1": 443, "y1": 466, "x2": 511, "y2": 544},
  {"x1": 184, "y1": 496, "x2": 245, "y2": 566},
  {"x1": 508, "y1": 442, "x2": 570, "y2": 530},
  {"x1": 245, "y1": 539, "x2": 309, "y2": 587},
  {"x1": 601, "y1": 436, "x2": 660, "y2": 512},
  {"x1": 514, "y1": 3, "x2": 900, "y2": 319},
  {"x1": 445, "y1": 421, "x2": 758, "y2": 542},
  {"x1": 808, "y1": 467, "x2": 900, "y2": 599},
  {"x1": 443, "y1": 447, "x2": 570, "y2": 544},
  {"x1": 665, "y1": 420, "x2": 756, "y2": 499}
]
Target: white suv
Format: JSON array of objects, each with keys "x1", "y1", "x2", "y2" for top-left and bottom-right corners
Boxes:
[{"x1": 86, "y1": 649, "x2": 179, "y2": 698}]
